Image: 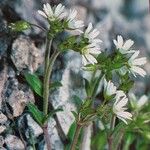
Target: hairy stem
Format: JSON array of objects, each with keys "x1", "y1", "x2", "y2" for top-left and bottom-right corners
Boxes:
[
  {"x1": 70, "y1": 124, "x2": 82, "y2": 150},
  {"x1": 110, "y1": 115, "x2": 116, "y2": 131},
  {"x1": 108, "y1": 115, "x2": 116, "y2": 150},
  {"x1": 29, "y1": 23, "x2": 47, "y2": 32},
  {"x1": 48, "y1": 102, "x2": 69, "y2": 144},
  {"x1": 43, "y1": 38, "x2": 59, "y2": 150},
  {"x1": 43, "y1": 124, "x2": 51, "y2": 150},
  {"x1": 43, "y1": 50, "x2": 60, "y2": 115}
]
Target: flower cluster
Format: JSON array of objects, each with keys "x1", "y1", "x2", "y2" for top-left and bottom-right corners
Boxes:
[
  {"x1": 113, "y1": 92, "x2": 132, "y2": 124},
  {"x1": 38, "y1": 3, "x2": 102, "y2": 66},
  {"x1": 38, "y1": 3, "x2": 67, "y2": 21},
  {"x1": 103, "y1": 79, "x2": 132, "y2": 124},
  {"x1": 81, "y1": 23, "x2": 102, "y2": 65},
  {"x1": 113, "y1": 35, "x2": 147, "y2": 77}
]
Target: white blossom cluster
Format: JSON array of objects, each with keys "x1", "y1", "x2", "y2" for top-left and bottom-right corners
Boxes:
[
  {"x1": 113, "y1": 35, "x2": 147, "y2": 77},
  {"x1": 38, "y1": 3, "x2": 147, "y2": 125},
  {"x1": 104, "y1": 79, "x2": 132, "y2": 124},
  {"x1": 38, "y1": 3, "x2": 101, "y2": 65}
]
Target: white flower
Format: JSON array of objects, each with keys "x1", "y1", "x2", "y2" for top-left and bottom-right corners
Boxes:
[
  {"x1": 113, "y1": 35, "x2": 135, "y2": 54},
  {"x1": 103, "y1": 79, "x2": 117, "y2": 97},
  {"x1": 137, "y1": 95, "x2": 148, "y2": 108},
  {"x1": 113, "y1": 94, "x2": 132, "y2": 124},
  {"x1": 128, "y1": 51, "x2": 147, "y2": 77},
  {"x1": 67, "y1": 9, "x2": 84, "y2": 30},
  {"x1": 81, "y1": 43, "x2": 101, "y2": 65},
  {"x1": 81, "y1": 23, "x2": 102, "y2": 65},
  {"x1": 84, "y1": 23, "x2": 102, "y2": 45},
  {"x1": 38, "y1": 3, "x2": 66, "y2": 21},
  {"x1": 129, "y1": 93, "x2": 148, "y2": 109}
]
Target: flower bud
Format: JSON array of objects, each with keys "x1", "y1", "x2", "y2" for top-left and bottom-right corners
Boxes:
[{"x1": 9, "y1": 21, "x2": 31, "y2": 32}]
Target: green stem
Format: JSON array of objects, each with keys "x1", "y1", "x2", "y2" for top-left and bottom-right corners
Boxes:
[
  {"x1": 43, "y1": 38, "x2": 52, "y2": 115},
  {"x1": 110, "y1": 115, "x2": 116, "y2": 132},
  {"x1": 29, "y1": 23, "x2": 47, "y2": 32},
  {"x1": 108, "y1": 115, "x2": 116, "y2": 150},
  {"x1": 43, "y1": 124, "x2": 52, "y2": 150},
  {"x1": 70, "y1": 124, "x2": 82, "y2": 150},
  {"x1": 44, "y1": 39, "x2": 53, "y2": 73},
  {"x1": 43, "y1": 49, "x2": 60, "y2": 115}
]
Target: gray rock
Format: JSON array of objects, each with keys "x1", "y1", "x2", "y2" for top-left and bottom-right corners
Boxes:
[
  {"x1": 7, "y1": 89, "x2": 34, "y2": 117},
  {"x1": 0, "y1": 18, "x2": 10, "y2": 59},
  {"x1": 5, "y1": 135, "x2": 25, "y2": 150},
  {"x1": 0, "y1": 126, "x2": 6, "y2": 134},
  {"x1": 26, "y1": 114, "x2": 43, "y2": 137},
  {"x1": 11, "y1": 35, "x2": 43, "y2": 73},
  {"x1": 0, "y1": 148, "x2": 7, "y2": 150},
  {"x1": 0, "y1": 64, "x2": 7, "y2": 109},
  {"x1": 0, "y1": 112, "x2": 7, "y2": 124},
  {"x1": 0, "y1": 136, "x2": 4, "y2": 147}
]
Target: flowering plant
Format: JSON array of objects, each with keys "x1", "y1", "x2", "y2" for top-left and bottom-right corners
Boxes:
[{"x1": 9, "y1": 3, "x2": 149, "y2": 150}]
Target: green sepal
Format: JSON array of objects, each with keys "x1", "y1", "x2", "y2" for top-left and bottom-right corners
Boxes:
[{"x1": 9, "y1": 20, "x2": 31, "y2": 32}]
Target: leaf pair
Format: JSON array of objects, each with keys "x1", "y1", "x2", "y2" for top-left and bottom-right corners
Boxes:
[
  {"x1": 27, "y1": 102, "x2": 62, "y2": 126},
  {"x1": 25, "y1": 73, "x2": 62, "y2": 97}
]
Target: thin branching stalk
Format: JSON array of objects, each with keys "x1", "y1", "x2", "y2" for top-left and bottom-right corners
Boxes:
[
  {"x1": 108, "y1": 115, "x2": 116, "y2": 150},
  {"x1": 42, "y1": 38, "x2": 60, "y2": 150},
  {"x1": 110, "y1": 115, "x2": 116, "y2": 131},
  {"x1": 48, "y1": 102, "x2": 69, "y2": 144},
  {"x1": 29, "y1": 23, "x2": 47, "y2": 32},
  {"x1": 43, "y1": 124, "x2": 52, "y2": 150},
  {"x1": 70, "y1": 124, "x2": 82, "y2": 150},
  {"x1": 43, "y1": 49, "x2": 60, "y2": 115}
]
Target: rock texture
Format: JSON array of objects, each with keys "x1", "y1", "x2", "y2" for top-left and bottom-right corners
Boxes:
[
  {"x1": 11, "y1": 35, "x2": 43, "y2": 73},
  {"x1": 5, "y1": 135, "x2": 25, "y2": 150},
  {"x1": 7, "y1": 89, "x2": 34, "y2": 117}
]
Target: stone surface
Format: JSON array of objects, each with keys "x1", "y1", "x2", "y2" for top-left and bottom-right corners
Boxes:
[
  {"x1": 0, "y1": 112, "x2": 7, "y2": 124},
  {"x1": 5, "y1": 135, "x2": 25, "y2": 150},
  {"x1": 26, "y1": 114, "x2": 43, "y2": 137},
  {"x1": 0, "y1": 126, "x2": 6, "y2": 134},
  {"x1": 0, "y1": 64, "x2": 7, "y2": 109},
  {"x1": 0, "y1": 136, "x2": 4, "y2": 147},
  {"x1": 11, "y1": 35, "x2": 43, "y2": 73},
  {"x1": 0, "y1": 17, "x2": 10, "y2": 59},
  {"x1": 7, "y1": 89, "x2": 34, "y2": 117}
]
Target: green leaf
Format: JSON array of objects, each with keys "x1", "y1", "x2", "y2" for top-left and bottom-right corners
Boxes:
[
  {"x1": 91, "y1": 130, "x2": 107, "y2": 150},
  {"x1": 81, "y1": 99, "x2": 92, "y2": 109},
  {"x1": 65, "y1": 121, "x2": 76, "y2": 150},
  {"x1": 71, "y1": 111, "x2": 78, "y2": 120},
  {"x1": 91, "y1": 75, "x2": 102, "y2": 98},
  {"x1": 84, "y1": 78, "x2": 91, "y2": 97},
  {"x1": 83, "y1": 64, "x2": 97, "y2": 71},
  {"x1": 123, "y1": 132, "x2": 135, "y2": 150},
  {"x1": 50, "y1": 81, "x2": 62, "y2": 90},
  {"x1": 27, "y1": 102, "x2": 44, "y2": 126},
  {"x1": 43, "y1": 108, "x2": 63, "y2": 123},
  {"x1": 72, "y1": 95, "x2": 83, "y2": 111},
  {"x1": 25, "y1": 73, "x2": 42, "y2": 97},
  {"x1": 9, "y1": 20, "x2": 31, "y2": 32}
]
